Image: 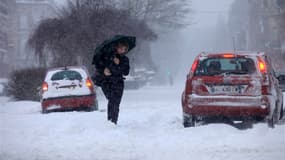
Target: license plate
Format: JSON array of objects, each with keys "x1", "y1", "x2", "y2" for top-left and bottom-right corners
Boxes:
[{"x1": 208, "y1": 85, "x2": 246, "y2": 94}]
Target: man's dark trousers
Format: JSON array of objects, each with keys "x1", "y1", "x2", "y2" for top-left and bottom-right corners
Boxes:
[{"x1": 101, "y1": 80, "x2": 124, "y2": 124}]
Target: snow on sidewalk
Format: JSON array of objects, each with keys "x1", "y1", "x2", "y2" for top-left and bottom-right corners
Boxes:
[{"x1": 0, "y1": 86, "x2": 285, "y2": 160}]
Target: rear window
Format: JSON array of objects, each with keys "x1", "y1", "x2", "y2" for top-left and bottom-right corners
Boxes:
[
  {"x1": 195, "y1": 57, "x2": 256, "y2": 76},
  {"x1": 51, "y1": 70, "x2": 83, "y2": 81}
]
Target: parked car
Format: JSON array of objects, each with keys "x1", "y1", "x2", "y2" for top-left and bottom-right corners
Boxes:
[
  {"x1": 276, "y1": 72, "x2": 285, "y2": 92},
  {"x1": 125, "y1": 68, "x2": 156, "y2": 90},
  {"x1": 0, "y1": 78, "x2": 8, "y2": 96},
  {"x1": 41, "y1": 66, "x2": 98, "y2": 113},
  {"x1": 181, "y1": 52, "x2": 283, "y2": 128},
  {"x1": 125, "y1": 75, "x2": 140, "y2": 89}
]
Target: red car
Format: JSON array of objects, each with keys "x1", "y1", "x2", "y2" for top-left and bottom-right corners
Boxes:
[
  {"x1": 181, "y1": 52, "x2": 283, "y2": 128},
  {"x1": 41, "y1": 66, "x2": 98, "y2": 113}
]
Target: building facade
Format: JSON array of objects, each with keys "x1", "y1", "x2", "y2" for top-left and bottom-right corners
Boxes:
[
  {"x1": 0, "y1": 0, "x2": 16, "y2": 77},
  {"x1": 0, "y1": 0, "x2": 8, "y2": 60},
  {"x1": 12, "y1": 0, "x2": 56, "y2": 68},
  {"x1": 0, "y1": 0, "x2": 56, "y2": 77},
  {"x1": 229, "y1": 0, "x2": 285, "y2": 69}
]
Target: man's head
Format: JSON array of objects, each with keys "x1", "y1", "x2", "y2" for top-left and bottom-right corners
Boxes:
[{"x1": 116, "y1": 42, "x2": 129, "y2": 55}]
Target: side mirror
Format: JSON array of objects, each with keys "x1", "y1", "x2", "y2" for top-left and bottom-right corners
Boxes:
[
  {"x1": 187, "y1": 73, "x2": 194, "y2": 79},
  {"x1": 187, "y1": 74, "x2": 191, "y2": 79}
]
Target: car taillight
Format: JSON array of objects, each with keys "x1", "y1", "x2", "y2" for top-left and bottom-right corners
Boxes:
[
  {"x1": 42, "y1": 82, "x2": 48, "y2": 92},
  {"x1": 258, "y1": 57, "x2": 267, "y2": 74},
  {"x1": 190, "y1": 59, "x2": 199, "y2": 73},
  {"x1": 257, "y1": 57, "x2": 270, "y2": 95},
  {"x1": 223, "y1": 54, "x2": 235, "y2": 58},
  {"x1": 86, "y1": 78, "x2": 93, "y2": 88}
]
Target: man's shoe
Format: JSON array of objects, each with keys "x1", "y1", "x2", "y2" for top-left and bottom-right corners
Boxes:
[{"x1": 111, "y1": 120, "x2": 117, "y2": 125}]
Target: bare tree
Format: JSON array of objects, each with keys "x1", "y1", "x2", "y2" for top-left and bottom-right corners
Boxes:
[
  {"x1": 28, "y1": 0, "x2": 156, "y2": 71},
  {"x1": 119, "y1": 0, "x2": 192, "y2": 29}
]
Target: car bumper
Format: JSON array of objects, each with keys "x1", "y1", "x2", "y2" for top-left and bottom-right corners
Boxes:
[
  {"x1": 184, "y1": 94, "x2": 270, "y2": 118},
  {"x1": 42, "y1": 94, "x2": 96, "y2": 110}
]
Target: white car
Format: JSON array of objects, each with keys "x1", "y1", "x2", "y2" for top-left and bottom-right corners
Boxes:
[{"x1": 40, "y1": 66, "x2": 98, "y2": 113}]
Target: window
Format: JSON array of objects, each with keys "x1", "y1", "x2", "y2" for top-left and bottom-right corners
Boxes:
[
  {"x1": 19, "y1": 15, "x2": 28, "y2": 30},
  {"x1": 262, "y1": 0, "x2": 268, "y2": 8},
  {"x1": 51, "y1": 70, "x2": 83, "y2": 81},
  {"x1": 0, "y1": 5, "x2": 7, "y2": 15},
  {"x1": 195, "y1": 57, "x2": 256, "y2": 76},
  {"x1": 0, "y1": 30, "x2": 7, "y2": 49}
]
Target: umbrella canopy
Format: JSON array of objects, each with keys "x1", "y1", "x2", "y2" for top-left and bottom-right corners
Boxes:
[{"x1": 92, "y1": 35, "x2": 136, "y2": 65}]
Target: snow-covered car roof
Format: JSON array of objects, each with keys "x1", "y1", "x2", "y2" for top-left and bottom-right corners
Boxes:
[
  {"x1": 44, "y1": 66, "x2": 90, "y2": 81},
  {"x1": 198, "y1": 51, "x2": 265, "y2": 57},
  {"x1": 195, "y1": 51, "x2": 264, "y2": 62}
]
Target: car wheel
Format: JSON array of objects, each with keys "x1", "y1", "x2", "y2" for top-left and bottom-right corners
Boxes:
[
  {"x1": 93, "y1": 99, "x2": 99, "y2": 111},
  {"x1": 86, "y1": 106, "x2": 95, "y2": 112},
  {"x1": 41, "y1": 109, "x2": 48, "y2": 114},
  {"x1": 280, "y1": 103, "x2": 284, "y2": 120},
  {"x1": 183, "y1": 113, "x2": 195, "y2": 128},
  {"x1": 267, "y1": 104, "x2": 279, "y2": 128},
  {"x1": 267, "y1": 116, "x2": 275, "y2": 128}
]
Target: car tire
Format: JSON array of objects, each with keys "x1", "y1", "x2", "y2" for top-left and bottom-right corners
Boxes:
[
  {"x1": 240, "y1": 120, "x2": 253, "y2": 129},
  {"x1": 93, "y1": 99, "x2": 99, "y2": 111},
  {"x1": 41, "y1": 109, "x2": 48, "y2": 114},
  {"x1": 183, "y1": 113, "x2": 195, "y2": 128},
  {"x1": 280, "y1": 103, "x2": 284, "y2": 120},
  {"x1": 86, "y1": 106, "x2": 95, "y2": 112},
  {"x1": 267, "y1": 116, "x2": 275, "y2": 128},
  {"x1": 267, "y1": 104, "x2": 279, "y2": 128}
]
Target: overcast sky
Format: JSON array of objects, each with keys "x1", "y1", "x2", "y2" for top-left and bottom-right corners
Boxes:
[{"x1": 157, "y1": 0, "x2": 235, "y2": 81}]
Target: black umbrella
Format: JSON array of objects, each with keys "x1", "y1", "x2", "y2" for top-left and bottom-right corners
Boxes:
[{"x1": 92, "y1": 35, "x2": 136, "y2": 65}]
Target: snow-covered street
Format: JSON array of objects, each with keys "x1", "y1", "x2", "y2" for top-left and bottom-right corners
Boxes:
[{"x1": 0, "y1": 86, "x2": 285, "y2": 160}]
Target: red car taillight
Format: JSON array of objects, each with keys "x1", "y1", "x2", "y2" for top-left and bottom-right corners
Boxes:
[
  {"x1": 185, "y1": 59, "x2": 199, "y2": 95},
  {"x1": 257, "y1": 57, "x2": 270, "y2": 95},
  {"x1": 42, "y1": 82, "x2": 48, "y2": 92},
  {"x1": 86, "y1": 77, "x2": 94, "y2": 91},
  {"x1": 223, "y1": 54, "x2": 235, "y2": 58},
  {"x1": 258, "y1": 57, "x2": 267, "y2": 74},
  {"x1": 190, "y1": 59, "x2": 199, "y2": 73}
]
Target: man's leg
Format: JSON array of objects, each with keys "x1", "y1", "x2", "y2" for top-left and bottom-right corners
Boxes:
[
  {"x1": 101, "y1": 82, "x2": 112, "y2": 120},
  {"x1": 101, "y1": 82, "x2": 111, "y2": 100},
  {"x1": 109, "y1": 81, "x2": 124, "y2": 124}
]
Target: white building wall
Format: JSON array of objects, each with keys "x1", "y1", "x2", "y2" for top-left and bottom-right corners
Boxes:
[{"x1": 12, "y1": 0, "x2": 56, "y2": 69}]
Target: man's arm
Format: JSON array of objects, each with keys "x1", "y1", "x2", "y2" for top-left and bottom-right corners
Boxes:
[{"x1": 109, "y1": 56, "x2": 130, "y2": 76}]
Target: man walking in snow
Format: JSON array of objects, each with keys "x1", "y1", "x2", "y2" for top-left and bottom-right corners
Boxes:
[{"x1": 93, "y1": 41, "x2": 130, "y2": 124}]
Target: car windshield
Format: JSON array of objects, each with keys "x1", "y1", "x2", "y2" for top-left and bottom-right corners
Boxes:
[
  {"x1": 195, "y1": 57, "x2": 256, "y2": 76},
  {"x1": 51, "y1": 70, "x2": 83, "y2": 81}
]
